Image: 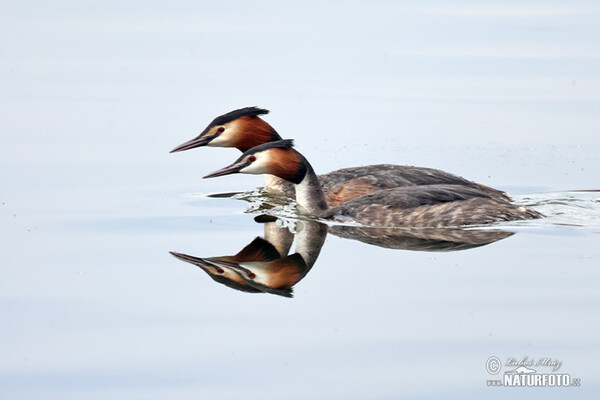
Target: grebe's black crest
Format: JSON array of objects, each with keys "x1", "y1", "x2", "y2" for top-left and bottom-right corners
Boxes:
[{"x1": 210, "y1": 106, "x2": 270, "y2": 127}]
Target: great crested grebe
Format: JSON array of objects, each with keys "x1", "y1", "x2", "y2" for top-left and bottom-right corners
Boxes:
[
  {"x1": 203, "y1": 140, "x2": 542, "y2": 227},
  {"x1": 170, "y1": 107, "x2": 510, "y2": 205}
]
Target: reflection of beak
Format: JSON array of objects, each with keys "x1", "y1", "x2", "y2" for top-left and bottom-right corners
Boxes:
[
  {"x1": 170, "y1": 251, "x2": 228, "y2": 274},
  {"x1": 170, "y1": 135, "x2": 213, "y2": 153},
  {"x1": 203, "y1": 161, "x2": 248, "y2": 179}
]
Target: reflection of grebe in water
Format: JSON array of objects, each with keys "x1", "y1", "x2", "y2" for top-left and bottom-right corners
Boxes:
[
  {"x1": 170, "y1": 219, "x2": 327, "y2": 297},
  {"x1": 329, "y1": 226, "x2": 514, "y2": 251},
  {"x1": 170, "y1": 107, "x2": 511, "y2": 205},
  {"x1": 204, "y1": 140, "x2": 542, "y2": 227},
  {"x1": 170, "y1": 215, "x2": 520, "y2": 296}
]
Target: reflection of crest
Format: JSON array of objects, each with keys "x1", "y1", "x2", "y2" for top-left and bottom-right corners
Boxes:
[
  {"x1": 171, "y1": 219, "x2": 326, "y2": 297},
  {"x1": 505, "y1": 366, "x2": 537, "y2": 374},
  {"x1": 170, "y1": 237, "x2": 285, "y2": 295}
]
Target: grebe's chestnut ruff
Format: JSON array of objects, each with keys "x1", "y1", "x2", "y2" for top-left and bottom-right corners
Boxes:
[
  {"x1": 203, "y1": 140, "x2": 542, "y2": 227},
  {"x1": 171, "y1": 107, "x2": 511, "y2": 205}
]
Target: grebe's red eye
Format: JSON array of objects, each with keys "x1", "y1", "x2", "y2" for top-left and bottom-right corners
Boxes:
[
  {"x1": 248, "y1": 155, "x2": 256, "y2": 162},
  {"x1": 217, "y1": 126, "x2": 224, "y2": 133}
]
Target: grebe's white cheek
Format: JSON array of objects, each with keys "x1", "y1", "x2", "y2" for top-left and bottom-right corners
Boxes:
[
  {"x1": 240, "y1": 157, "x2": 269, "y2": 175},
  {"x1": 207, "y1": 129, "x2": 234, "y2": 147}
]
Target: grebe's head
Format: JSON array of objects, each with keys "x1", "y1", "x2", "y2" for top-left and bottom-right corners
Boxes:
[
  {"x1": 170, "y1": 107, "x2": 282, "y2": 153},
  {"x1": 203, "y1": 139, "x2": 307, "y2": 184}
]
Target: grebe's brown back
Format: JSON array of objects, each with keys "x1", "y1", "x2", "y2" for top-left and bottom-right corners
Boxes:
[
  {"x1": 203, "y1": 140, "x2": 542, "y2": 227},
  {"x1": 170, "y1": 107, "x2": 511, "y2": 205}
]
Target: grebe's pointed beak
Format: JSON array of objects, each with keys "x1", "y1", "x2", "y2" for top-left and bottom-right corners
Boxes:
[
  {"x1": 170, "y1": 135, "x2": 213, "y2": 153},
  {"x1": 203, "y1": 161, "x2": 248, "y2": 179}
]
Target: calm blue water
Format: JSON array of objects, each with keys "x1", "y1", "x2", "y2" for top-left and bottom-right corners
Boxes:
[{"x1": 1, "y1": 1, "x2": 599, "y2": 399}]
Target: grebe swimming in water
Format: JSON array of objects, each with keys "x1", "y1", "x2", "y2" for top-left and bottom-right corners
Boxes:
[
  {"x1": 203, "y1": 140, "x2": 542, "y2": 227},
  {"x1": 170, "y1": 107, "x2": 511, "y2": 205}
]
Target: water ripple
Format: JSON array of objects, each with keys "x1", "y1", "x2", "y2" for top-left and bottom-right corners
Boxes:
[{"x1": 514, "y1": 190, "x2": 600, "y2": 230}]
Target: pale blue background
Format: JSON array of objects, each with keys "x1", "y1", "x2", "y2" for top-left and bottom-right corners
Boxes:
[{"x1": 1, "y1": 1, "x2": 599, "y2": 398}]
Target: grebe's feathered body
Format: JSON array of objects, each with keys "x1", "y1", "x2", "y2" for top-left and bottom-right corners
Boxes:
[
  {"x1": 204, "y1": 140, "x2": 542, "y2": 227},
  {"x1": 171, "y1": 107, "x2": 511, "y2": 205}
]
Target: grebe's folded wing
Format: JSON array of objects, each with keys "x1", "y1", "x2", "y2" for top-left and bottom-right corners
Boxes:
[
  {"x1": 320, "y1": 184, "x2": 540, "y2": 227},
  {"x1": 322, "y1": 184, "x2": 497, "y2": 218},
  {"x1": 319, "y1": 164, "x2": 511, "y2": 203}
]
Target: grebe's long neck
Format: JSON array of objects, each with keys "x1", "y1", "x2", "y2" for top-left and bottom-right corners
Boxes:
[
  {"x1": 294, "y1": 160, "x2": 329, "y2": 215},
  {"x1": 294, "y1": 220, "x2": 327, "y2": 268}
]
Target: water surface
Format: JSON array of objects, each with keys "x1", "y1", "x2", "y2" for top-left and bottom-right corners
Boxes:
[{"x1": 1, "y1": 1, "x2": 599, "y2": 399}]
